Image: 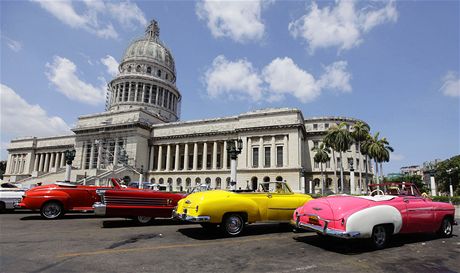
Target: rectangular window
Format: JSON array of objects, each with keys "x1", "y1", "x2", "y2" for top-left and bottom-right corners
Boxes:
[
  {"x1": 144, "y1": 84, "x2": 150, "y2": 103},
  {"x1": 348, "y1": 158, "x2": 353, "y2": 169},
  {"x1": 188, "y1": 155, "x2": 193, "y2": 170},
  {"x1": 217, "y1": 152, "x2": 221, "y2": 169},
  {"x1": 158, "y1": 88, "x2": 163, "y2": 106},
  {"x1": 152, "y1": 86, "x2": 157, "y2": 104},
  {"x1": 326, "y1": 159, "x2": 330, "y2": 168},
  {"x1": 206, "y1": 154, "x2": 211, "y2": 169},
  {"x1": 163, "y1": 90, "x2": 168, "y2": 107},
  {"x1": 356, "y1": 159, "x2": 360, "y2": 170},
  {"x1": 276, "y1": 146, "x2": 283, "y2": 167},
  {"x1": 264, "y1": 147, "x2": 271, "y2": 167},
  {"x1": 252, "y1": 147, "x2": 259, "y2": 167},
  {"x1": 314, "y1": 161, "x2": 319, "y2": 169},
  {"x1": 313, "y1": 123, "x2": 318, "y2": 130},
  {"x1": 325, "y1": 123, "x2": 329, "y2": 129}
]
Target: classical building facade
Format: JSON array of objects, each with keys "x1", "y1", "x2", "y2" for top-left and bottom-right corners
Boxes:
[{"x1": 4, "y1": 20, "x2": 372, "y2": 193}]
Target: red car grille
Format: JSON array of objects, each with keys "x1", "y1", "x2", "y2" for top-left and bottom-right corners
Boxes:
[{"x1": 105, "y1": 196, "x2": 168, "y2": 206}]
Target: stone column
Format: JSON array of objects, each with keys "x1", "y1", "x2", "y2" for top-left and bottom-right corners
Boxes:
[
  {"x1": 39, "y1": 154, "x2": 44, "y2": 172},
  {"x1": 50, "y1": 153, "x2": 55, "y2": 171},
  {"x1": 202, "y1": 142, "x2": 207, "y2": 170},
  {"x1": 165, "y1": 144, "x2": 171, "y2": 171},
  {"x1": 259, "y1": 137, "x2": 264, "y2": 168},
  {"x1": 122, "y1": 82, "x2": 126, "y2": 101},
  {"x1": 55, "y1": 152, "x2": 61, "y2": 170},
  {"x1": 184, "y1": 143, "x2": 189, "y2": 170},
  {"x1": 212, "y1": 141, "x2": 218, "y2": 170},
  {"x1": 193, "y1": 142, "x2": 198, "y2": 170},
  {"x1": 223, "y1": 141, "x2": 228, "y2": 169},
  {"x1": 14, "y1": 155, "x2": 19, "y2": 174},
  {"x1": 44, "y1": 153, "x2": 50, "y2": 173},
  {"x1": 134, "y1": 82, "x2": 139, "y2": 102},
  {"x1": 155, "y1": 86, "x2": 159, "y2": 105},
  {"x1": 174, "y1": 144, "x2": 180, "y2": 171},
  {"x1": 128, "y1": 82, "x2": 132, "y2": 101},
  {"x1": 96, "y1": 144, "x2": 103, "y2": 169},
  {"x1": 247, "y1": 138, "x2": 252, "y2": 168},
  {"x1": 142, "y1": 83, "x2": 146, "y2": 103},
  {"x1": 283, "y1": 135, "x2": 288, "y2": 167},
  {"x1": 271, "y1": 136, "x2": 276, "y2": 168},
  {"x1": 113, "y1": 141, "x2": 119, "y2": 167},
  {"x1": 149, "y1": 85, "x2": 153, "y2": 104},
  {"x1": 89, "y1": 144, "x2": 95, "y2": 169},
  {"x1": 157, "y1": 145, "x2": 163, "y2": 170},
  {"x1": 33, "y1": 154, "x2": 39, "y2": 172},
  {"x1": 60, "y1": 152, "x2": 65, "y2": 167},
  {"x1": 149, "y1": 145, "x2": 155, "y2": 170}
]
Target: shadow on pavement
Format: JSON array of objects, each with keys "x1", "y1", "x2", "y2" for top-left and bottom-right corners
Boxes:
[
  {"x1": 293, "y1": 233, "x2": 455, "y2": 254},
  {"x1": 20, "y1": 213, "x2": 96, "y2": 221},
  {"x1": 101, "y1": 218, "x2": 188, "y2": 228},
  {"x1": 178, "y1": 223, "x2": 294, "y2": 240}
]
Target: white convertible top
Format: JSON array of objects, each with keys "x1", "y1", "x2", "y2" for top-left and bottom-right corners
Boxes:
[{"x1": 355, "y1": 195, "x2": 396, "y2": 201}]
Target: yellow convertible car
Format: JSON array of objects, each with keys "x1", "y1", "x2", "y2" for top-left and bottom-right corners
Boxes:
[{"x1": 174, "y1": 181, "x2": 312, "y2": 236}]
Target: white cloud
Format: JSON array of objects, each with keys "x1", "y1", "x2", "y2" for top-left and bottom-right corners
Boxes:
[
  {"x1": 204, "y1": 55, "x2": 263, "y2": 101},
  {"x1": 196, "y1": 0, "x2": 266, "y2": 43},
  {"x1": 33, "y1": 0, "x2": 147, "y2": 39},
  {"x1": 440, "y1": 71, "x2": 460, "y2": 97},
  {"x1": 203, "y1": 56, "x2": 352, "y2": 103},
  {"x1": 289, "y1": 0, "x2": 398, "y2": 53},
  {"x1": 45, "y1": 56, "x2": 106, "y2": 105},
  {"x1": 391, "y1": 153, "x2": 404, "y2": 161},
  {"x1": 101, "y1": 55, "x2": 119, "y2": 77},
  {"x1": 2, "y1": 35, "x2": 23, "y2": 52},
  {"x1": 0, "y1": 84, "x2": 70, "y2": 138}
]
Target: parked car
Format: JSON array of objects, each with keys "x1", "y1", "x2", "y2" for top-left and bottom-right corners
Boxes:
[
  {"x1": 0, "y1": 182, "x2": 25, "y2": 212},
  {"x1": 174, "y1": 181, "x2": 313, "y2": 236},
  {"x1": 293, "y1": 182, "x2": 457, "y2": 249},
  {"x1": 18, "y1": 179, "x2": 121, "y2": 219},
  {"x1": 93, "y1": 187, "x2": 186, "y2": 224}
]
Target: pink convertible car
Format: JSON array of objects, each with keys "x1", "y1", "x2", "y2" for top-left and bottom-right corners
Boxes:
[{"x1": 293, "y1": 182, "x2": 457, "y2": 249}]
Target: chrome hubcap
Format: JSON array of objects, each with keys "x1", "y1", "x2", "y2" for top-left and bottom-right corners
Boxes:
[
  {"x1": 226, "y1": 216, "x2": 242, "y2": 234},
  {"x1": 137, "y1": 216, "x2": 152, "y2": 224},
  {"x1": 43, "y1": 203, "x2": 61, "y2": 218},
  {"x1": 443, "y1": 220, "x2": 452, "y2": 235},
  {"x1": 373, "y1": 226, "x2": 386, "y2": 246}
]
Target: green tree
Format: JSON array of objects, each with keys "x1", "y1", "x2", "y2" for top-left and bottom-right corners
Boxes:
[
  {"x1": 362, "y1": 132, "x2": 393, "y2": 184},
  {"x1": 312, "y1": 143, "x2": 331, "y2": 195},
  {"x1": 0, "y1": 160, "x2": 6, "y2": 180},
  {"x1": 435, "y1": 155, "x2": 460, "y2": 195},
  {"x1": 324, "y1": 122, "x2": 353, "y2": 193},
  {"x1": 377, "y1": 136, "x2": 394, "y2": 181},
  {"x1": 351, "y1": 121, "x2": 370, "y2": 193}
]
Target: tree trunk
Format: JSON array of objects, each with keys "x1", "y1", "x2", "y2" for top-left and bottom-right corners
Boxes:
[
  {"x1": 332, "y1": 150, "x2": 338, "y2": 193},
  {"x1": 358, "y1": 142, "x2": 362, "y2": 194},
  {"x1": 365, "y1": 155, "x2": 369, "y2": 193},
  {"x1": 374, "y1": 159, "x2": 379, "y2": 184},
  {"x1": 340, "y1": 151, "x2": 344, "y2": 193},
  {"x1": 380, "y1": 162, "x2": 384, "y2": 182},
  {"x1": 321, "y1": 163, "x2": 324, "y2": 195}
]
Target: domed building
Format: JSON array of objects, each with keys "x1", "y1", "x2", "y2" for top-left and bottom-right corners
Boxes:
[{"x1": 4, "y1": 20, "x2": 373, "y2": 194}]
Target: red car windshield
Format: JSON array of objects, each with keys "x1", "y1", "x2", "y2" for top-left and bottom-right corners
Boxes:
[{"x1": 368, "y1": 182, "x2": 421, "y2": 197}]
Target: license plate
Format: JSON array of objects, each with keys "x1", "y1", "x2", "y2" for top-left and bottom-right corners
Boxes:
[{"x1": 309, "y1": 215, "x2": 320, "y2": 226}]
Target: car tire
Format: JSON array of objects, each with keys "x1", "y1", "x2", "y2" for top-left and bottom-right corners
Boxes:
[
  {"x1": 40, "y1": 201, "x2": 64, "y2": 219},
  {"x1": 134, "y1": 216, "x2": 154, "y2": 225},
  {"x1": 222, "y1": 213, "x2": 245, "y2": 236},
  {"x1": 0, "y1": 202, "x2": 5, "y2": 213},
  {"x1": 438, "y1": 217, "x2": 453, "y2": 238},
  {"x1": 370, "y1": 225, "x2": 390, "y2": 250}
]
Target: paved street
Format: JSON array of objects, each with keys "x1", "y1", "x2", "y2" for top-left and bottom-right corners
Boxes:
[{"x1": 1, "y1": 211, "x2": 459, "y2": 273}]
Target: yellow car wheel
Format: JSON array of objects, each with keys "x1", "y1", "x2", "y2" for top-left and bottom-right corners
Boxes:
[{"x1": 222, "y1": 213, "x2": 244, "y2": 236}]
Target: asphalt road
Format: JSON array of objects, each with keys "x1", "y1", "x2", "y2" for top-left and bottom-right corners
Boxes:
[{"x1": 1, "y1": 211, "x2": 459, "y2": 273}]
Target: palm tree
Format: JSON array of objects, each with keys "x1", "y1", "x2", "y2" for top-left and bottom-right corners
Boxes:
[
  {"x1": 351, "y1": 121, "x2": 370, "y2": 193},
  {"x1": 377, "y1": 137, "x2": 394, "y2": 182},
  {"x1": 362, "y1": 133, "x2": 393, "y2": 184},
  {"x1": 312, "y1": 143, "x2": 331, "y2": 195},
  {"x1": 360, "y1": 132, "x2": 372, "y2": 193},
  {"x1": 324, "y1": 122, "x2": 353, "y2": 193}
]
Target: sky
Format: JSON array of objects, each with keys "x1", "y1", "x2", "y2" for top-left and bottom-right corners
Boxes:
[{"x1": 1, "y1": 0, "x2": 459, "y2": 174}]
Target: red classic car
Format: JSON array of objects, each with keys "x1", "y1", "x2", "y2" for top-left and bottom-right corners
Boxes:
[
  {"x1": 18, "y1": 179, "x2": 120, "y2": 219},
  {"x1": 293, "y1": 182, "x2": 457, "y2": 249},
  {"x1": 93, "y1": 187, "x2": 186, "y2": 224}
]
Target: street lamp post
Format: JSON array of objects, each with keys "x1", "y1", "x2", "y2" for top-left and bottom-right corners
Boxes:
[
  {"x1": 446, "y1": 168, "x2": 457, "y2": 198},
  {"x1": 64, "y1": 149, "x2": 76, "y2": 182},
  {"x1": 227, "y1": 139, "x2": 243, "y2": 190},
  {"x1": 350, "y1": 162, "x2": 355, "y2": 195}
]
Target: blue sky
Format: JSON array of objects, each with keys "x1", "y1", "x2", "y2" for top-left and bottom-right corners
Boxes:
[{"x1": 1, "y1": 0, "x2": 459, "y2": 174}]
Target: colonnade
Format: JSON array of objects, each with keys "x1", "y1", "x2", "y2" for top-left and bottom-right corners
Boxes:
[
  {"x1": 32, "y1": 151, "x2": 66, "y2": 173},
  {"x1": 8, "y1": 154, "x2": 27, "y2": 174},
  {"x1": 81, "y1": 139, "x2": 124, "y2": 170},
  {"x1": 110, "y1": 81, "x2": 178, "y2": 112}
]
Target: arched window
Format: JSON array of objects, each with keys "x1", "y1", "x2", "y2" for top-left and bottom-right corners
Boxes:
[
  {"x1": 215, "y1": 177, "x2": 221, "y2": 189},
  {"x1": 176, "y1": 178, "x2": 183, "y2": 192},
  {"x1": 326, "y1": 178, "x2": 332, "y2": 188},
  {"x1": 146, "y1": 67, "x2": 152, "y2": 74},
  {"x1": 150, "y1": 178, "x2": 156, "y2": 183},
  {"x1": 185, "y1": 177, "x2": 191, "y2": 189},
  {"x1": 226, "y1": 177, "x2": 231, "y2": 188},
  {"x1": 167, "y1": 178, "x2": 173, "y2": 191},
  {"x1": 205, "y1": 177, "x2": 211, "y2": 185},
  {"x1": 251, "y1": 177, "x2": 258, "y2": 191},
  {"x1": 314, "y1": 178, "x2": 320, "y2": 187},
  {"x1": 157, "y1": 70, "x2": 162, "y2": 77},
  {"x1": 127, "y1": 66, "x2": 132, "y2": 72},
  {"x1": 136, "y1": 65, "x2": 141, "y2": 72},
  {"x1": 275, "y1": 176, "x2": 283, "y2": 182},
  {"x1": 159, "y1": 178, "x2": 164, "y2": 184},
  {"x1": 263, "y1": 176, "x2": 270, "y2": 182},
  {"x1": 195, "y1": 177, "x2": 201, "y2": 185}
]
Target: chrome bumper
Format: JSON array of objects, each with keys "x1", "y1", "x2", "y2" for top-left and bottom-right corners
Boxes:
[
  {"x1": 93, "y1": 202, "x2": 106, "y2": 216},
  {"x1": 172, "y1": 209, "x2": 210, "y2": 222},
  {"x1": 295, "y1": 214, "x2": 361, "y2": 239}
]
